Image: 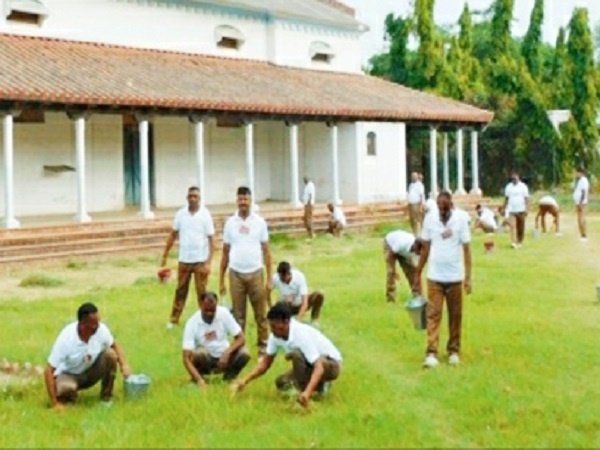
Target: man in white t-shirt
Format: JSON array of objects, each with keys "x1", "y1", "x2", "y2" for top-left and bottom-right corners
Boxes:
[
  {"x1": 383, "y1": 230, "x2": 423, "y2": 302},
  {"x1": 474, "y1": 204, "x2": 497, "y2": 233},
  {"x1": 233, "y1": 302, "x2": 342, "y2": 408},
  {"x1": 406, "y1": 172, "x2": 425, "y2": 235},
  {"x1": 535, "y1": 195, "x2": 560, "y2": 234},
  {"x1": 219, "y1": 186, "x2": 273, "y2": 355},
  {"x1": 161, "y1": 186, "x2": 215, "y2": 329},
  {"x1": 302, "y1": 176, "x2": 316, "y2": 239},
  {"x1": 182, "y1": 292, "x2": 250, "y2": 387},
  {"x1": 573, "y1": 167, "x2": 590, "y2": 241},
  {"x1": 503, "y1": 172, "x2": 529, "y2": 248},
  {"x1": 413, "y1": 191, "x2": 472, "y2": 368},
  {"x1": 269, "y1": 261, "x2": 324, "y2": 325},
  {"x1": 44, "y1": 303, "x2": 132, "y2": 409},
  {"x1": 327, "y1": 203, "x2": 346, "y2": 237}
]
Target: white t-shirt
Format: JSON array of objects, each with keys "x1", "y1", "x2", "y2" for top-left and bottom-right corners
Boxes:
[
  {"x1": 272, "y1": 269, "x2": 308, "y2": 307},
  {"x1": 573, "y1": 176, "x2": 589, "y2": 205},
  {"x1": 266, "y1": 319, "x2": 342, "y2": 364},
  {"x1": 422, "y1": 210, "x2": 471, "y2": 283},
  {"x1": 332, "y1": 207, "x2": 346, "y2": 226},
  {"x1": 47, "y1": 322, "x2": 114, "y2": 376},
  {"x1": 182, "y1": 307, "x2": 242, "y2": 358},
  {"x1": 303, "y1": 181, "x2": 315, "y2": 205},
  {"x1": 504, "y1": 181, "x2": 529, "y2": 213},
  {"x1": 407, "y1": 181, "x2": 425, "y2": 205},
  {"x1": 424, "y1": 198, "x2": 438, "y2": 217},
  {"x1": 223, "y1": 211, "x2": 269, "y2": 274},
  {"x1": 173, "y1": 206, "x2": 215, "y2": 263},
  {"x1": 385, "y1": 230, "x2": 416, "y2": 257},
  {"x1": 539, "y1": 196, "x2": 558, "y2": 208},
  {"x1": 478, "y1": 207, "x2": 497, "y2": 229}
]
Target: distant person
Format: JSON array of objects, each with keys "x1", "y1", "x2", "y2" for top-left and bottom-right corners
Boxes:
[
  {"x1": 535, "y1": 195, "x2": 560, "y2": 234},
  {"x1": 232, "y1": 302, "x2": 342, "y2": 408},
  {"x1": 573, "y1": 167, "x2": 589, "y2": 241},
  {"x1": 474, "y1": 204, "x2": 497, "y2": 233},
  {"x1": 219, "y1": 186, "x2": 273, "y2": 355},
  {"x1": 503, "y1": 172, "x2": 529, "y2": 248},
  {"x1": 302, "y1": 176, "x2": 315, "y2": 239},
  {"x1": 383, "y1": 230, "x2": 423, "y2": 302},
  {"x1": 406, "y1": 172, "x2": 425, "y2": 235},
  {"x1": 413, "y1": 191, "x2": 472, "y2": 368},
  {"x1": 327, "y1": 203, "x2": 346, "y2": 237},
  {"x1": 182, "y1": 292, "x2": 250, "y2": 387},
  {"x1": 269, "y1": 261, "x2": 324, "y2": 326},
  {"x1": 44, "y1": 303, "x2": 132, "y2": 409},
  {"x1": 161, "y1": 186, "x2": 215, "y2": 329}
]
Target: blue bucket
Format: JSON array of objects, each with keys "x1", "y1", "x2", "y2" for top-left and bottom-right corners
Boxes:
[{"x1": 124, "y1": 373, "x2": 151, "y2": 399}]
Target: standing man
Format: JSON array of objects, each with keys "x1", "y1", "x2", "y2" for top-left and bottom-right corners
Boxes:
[
  {"x1": 413, "y1": 191, "x2": 472, "y2": 368},
  {"x1": 407, "y1": 171, "x2": 425, "y2": 235},
  {"x1": 503, "y1": 172, "x2": 529, "y2": 248},
  {"x1": 327, "y1": 203, "x2": 346, "y2": 237},
  {"x1": 233, "y1": 302, "x2": 342, "y2": 408},
  {"x1": 573, "y1": 167, "x2": 589, "y2": 241},
  {"x1": 268, "y1": 261, "x2": 325, "y2": 326},
  {"x1": 535, "y1": 195, "x2": 560, "y2": 234},
  {"x1": 219, "y1": 186, "x2": 273, "y2": 355},
  {"x1": 182, "y1": 292, "x2": 250, "y2": 387},
  {"x1": 44, "y1": 303, "x2": 132, "y2": 409},
  {"x1": 161, "y1": 186, "x2": 215, "y2": 329},
  {"x1": 302, "y1": 176, "x2": 316, "y2": 239},
  {"x1": 383, "y1": 230, "x2": 423, "y2": 303}
]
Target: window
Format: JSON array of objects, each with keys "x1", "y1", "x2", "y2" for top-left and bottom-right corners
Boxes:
[
  {"x1": 309, "y1": 41, "x2": 335, "y2": 63},
  {"x1": 215, "y1": 25, "x2": 245, "y2": 50},
  {"x1": 367, "y1": 132, "x2": 377, "y2": 156},
  {"x1": 6, "y1": 0, "x2": 48, "y2": 25}
]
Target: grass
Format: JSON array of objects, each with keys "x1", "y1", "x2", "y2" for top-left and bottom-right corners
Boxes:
[
  {"x1": 18, "y1": 274, "x2": 65, "y2": 288},
  {"x1": 1, "y1": 212, "x2": 600, "y2": 447}
]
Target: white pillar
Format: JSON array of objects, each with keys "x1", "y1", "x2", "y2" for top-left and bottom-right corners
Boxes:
[
  {"x1": 429, "y1": 127, "x2": 438, "y2": 197},
  {"x1": 74, "y1": 115, "x2": 91, "y2": 223},
  {"x1": 455, "y1": 129, "x2": 466, "y2": 194},
  {"x1": 191, "y1": 116, "x2": 206, "y2": 207},
  {"x1": 244, "y1": 121, "x2": 255, "y2": 196},
  {"x1": 138, "y1": 118, "x2": 154, "y2": 219},
  {"x1": 288, "y1": 123, "x2": 302, "y2": 207},
  {"x1": 442, "y1": 132, "x2": 450, "y2": 192},
  {"x1": 330, "y1": 123, "x2": 341, "y2": 205},
  {"x1": 470, "y1": 130, "x2": 482, "y2": 195},
  {"x1": 2, "y1": 113, "x2": 19, "y2": 229}
]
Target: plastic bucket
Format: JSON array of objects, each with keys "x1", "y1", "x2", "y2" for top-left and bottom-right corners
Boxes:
[
  {"x1": 484, "y1": 241, "x2": 495, "y2": 253},
  {"x1": 596, "y1": 285, "x2": 600, "y2": 303},
  {"x1": 404, "y1": 296, "x2": 427, "y2": 330},
  {"x1": 532, "y1": 229, "x2": 541, "y2": 239},
  {"x1": 157, "y1": 268, "x2": 172, "y2": 284},
  {"x1": 124, "y1": 373, "x2": 151, "y2": 399}
]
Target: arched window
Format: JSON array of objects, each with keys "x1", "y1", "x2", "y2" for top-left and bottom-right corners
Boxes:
[
  {"x1": 214, "y1": 25, "x2": 245, "y2": 50},
  {"x1": 367, "y1": 132, "x2": 377, "y2": 156},
  {"x1": 309, "y1": 41, "x2": 335, "y2": 63}
]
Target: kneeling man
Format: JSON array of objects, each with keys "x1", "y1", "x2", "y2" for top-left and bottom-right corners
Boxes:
[
  {"x1": 234, "y1": 302, "x2": 342, "y2": 407},
  {"x1": 44, "y1": 302, "x2": 132, "y2": 409},
  {"x1": 182, "y1": 292, "x2": 250, "y2": 387}
]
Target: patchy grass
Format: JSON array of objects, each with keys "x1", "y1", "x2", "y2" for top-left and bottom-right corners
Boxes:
[{"x1": 18, "y1": 274, "x2": 64, "y2": 288}]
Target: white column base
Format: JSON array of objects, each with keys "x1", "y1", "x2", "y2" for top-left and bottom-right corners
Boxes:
[
  {"x1": 3, "y1": 217, "x2": 20, "y2": 229},
  {"x1": 291, "y1": 200, "x2": 303, "y2": 208},
  {"x1": 335, "y1": 198, "x2": 343, "y2": 205},
  {"x1": 138, "y1": 210, "x2": 155, "y2": 219},
  {"x1": 469, "y1": 188, "x2": 482, "y2": 196},
  {"x1": 74, "y1": 213, "x2": 92, "y2": 223},
  {"x1": 454, "y1": 188, "x2": 467, "y2": 195}
]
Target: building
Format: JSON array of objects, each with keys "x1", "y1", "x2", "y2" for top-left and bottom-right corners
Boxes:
[{"x1": 0, "y1": 0, "x2": 492, "y2": 228}]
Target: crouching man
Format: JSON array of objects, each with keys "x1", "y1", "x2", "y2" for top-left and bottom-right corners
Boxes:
[
  {"x1": 182, "y1": 292, "x2": 250, "y2": 387},
  {"x1": 233, "y1": 302, "x2": 342, "y2": 407},
  {"x1": 44, "y1": 302, "x2": 132, "y2": 409}
]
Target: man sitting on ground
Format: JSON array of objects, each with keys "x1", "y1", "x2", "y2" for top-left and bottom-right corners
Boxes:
[
  {"x1": 182, "y1": 292, "x2": 250, "y2": 387},
  {"x1": 269, "y1": 261, "x2": 324, "y2": 326},
  {"x1": 327, "y1": 203, "x2": 346, "y2": 237},
  {"x1": 233, "y1": 302, "x2": 342, "y2": 408},
  {"x1": 44, "y1": 302, "x2": 132, "y2": 409},
  {"x1": 473, "y1": 204, "x2": 498, "y2": 233},
  {"x1": 535, "y1": 195, "x2": 560, "y2": 234}
]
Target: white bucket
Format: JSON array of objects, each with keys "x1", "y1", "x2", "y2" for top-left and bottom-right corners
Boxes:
[
  {"x1": 532, "y1": 229, "x2": 541, "y2": 239},
  {"x1": 124, "y1": 373, "x2": 151, "y2": 399},
  {"x1": 596, "y1": 285, "x2": 600, "y2": 303},
  {"x1": 404, "y1": 295, "x2": 427, "y2": 331}
]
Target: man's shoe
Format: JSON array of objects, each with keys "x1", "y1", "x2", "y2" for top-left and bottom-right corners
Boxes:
[
  {"x1": 448, "y1": 353, "x2": 460, "y2": 366},
  {"x1": 423, "y1": 353, "x2": 439, "y2": 368},
  {"x1": 166, "y1": 322, "x2": 175, "y2": 330}
]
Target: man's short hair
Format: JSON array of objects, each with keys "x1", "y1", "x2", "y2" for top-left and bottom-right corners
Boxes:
[
  {"x1": 576, "y1": 166, "x2": 586, "y2": 174},
  {"x1": 200, "y1": 292, "x2": 218, "y2": 303},
  {"x1": 437, "y1": 191, "x2": 452, "y2": 202},
  {"x1": 188, "y1": 186, "x2": 199, "y2": 194},
  {"x1": 237, "y1": 186, "x2": 252, "y2": 196},
  {"x1": 267, "y1": 301, "x2": 291, "y2": 322},
  {"x1": 277, "y1": 261, "x2": 291, "y2": 277},
  {"x1": 77, "y1": 302, "x2": 98, "y2": 322}
]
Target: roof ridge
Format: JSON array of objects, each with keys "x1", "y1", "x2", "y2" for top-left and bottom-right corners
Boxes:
[{"x1": 314, "y1": 0, "x2": 355, "y2": 17}]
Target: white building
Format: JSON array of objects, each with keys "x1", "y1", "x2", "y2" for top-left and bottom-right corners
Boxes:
[{"x1": 0, "y1": 0, "x2": 492, "y2": 228}]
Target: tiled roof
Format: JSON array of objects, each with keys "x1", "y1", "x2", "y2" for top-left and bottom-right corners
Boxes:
[{"x1": 0, "y1": 34, "x2": 493, "y2": 125}]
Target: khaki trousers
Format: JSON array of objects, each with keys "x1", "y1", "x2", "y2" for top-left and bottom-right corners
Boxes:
[
  {"x1": 288, "y1": 291, "x2": 325, "y2": 320},
  {"x1": 328, "y1": 220, "x2": 344, "y2": 237},
  {"x1": 408, "y1": 203, "x2": 423, "y2": 235},
  {"x1": 425, "y1": 280, "x2": 463, "y2": 356},
  {"x1": 303, "y1": 204, "x2": 314, "y2": 237},
  {"x1": 55, "y1": 349, "x2": 117, "y2": 402},
  {"x1": 229, "y1": 269, "x2": 268, "y2": 349},
  {"x1": 192, "y1": 346, "x2": 250, "y2": 381},
  {"x1": 169, "y1": 261, "x2": 209, "y2": 324},
  {"x1": 275, "y1": 350, "x2": 340, "y2": 391},
  {"x1": 384, "y1": 240, "x2": 416, "y2": 302}
]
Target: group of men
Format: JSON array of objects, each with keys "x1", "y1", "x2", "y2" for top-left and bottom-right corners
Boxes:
[{"x1": 302, "y1": 176, "x2": 347, "y2": 239}]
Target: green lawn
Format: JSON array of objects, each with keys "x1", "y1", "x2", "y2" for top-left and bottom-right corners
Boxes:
[{"x1": 1, "y1": 211, "x2": 600, "y2": 448}]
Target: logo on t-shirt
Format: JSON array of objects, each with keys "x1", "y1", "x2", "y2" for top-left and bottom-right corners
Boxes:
[
  {"x1": 204, "y1": 330, "x2": 217, "y2": 341},
  {"x1": 441, "y1": 227, "x2": 453, "y2": 239},
  {"x1": 239, "y1": 225, "x2": 250, "y2": 235}
]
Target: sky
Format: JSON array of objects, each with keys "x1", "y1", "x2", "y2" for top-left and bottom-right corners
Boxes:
[{"x1": 342, "y1": 0, "x2": 600, "y2": 63}]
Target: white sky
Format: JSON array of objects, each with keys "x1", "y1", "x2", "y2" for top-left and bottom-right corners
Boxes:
[{"x1": 342, "y1": 0, "x2": 600, "y2": 63}]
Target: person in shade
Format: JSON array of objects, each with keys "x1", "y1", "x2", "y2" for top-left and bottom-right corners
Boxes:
[{"x1": 232, "y1": 302, "x2": 342, "y2": 408}]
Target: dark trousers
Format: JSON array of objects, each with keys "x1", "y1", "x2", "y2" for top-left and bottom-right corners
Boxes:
[
  {"x1": 229, "y1": 269, "x2": 268, "y2": 349},
  {"x1": 275, "y1": 350, "x2": 340, "y2": 391},
  {"x1": 426, "y1": 280, "x2": 463, "y2": 356},
  {"x1": 192, "y1": 347, "x2": 250, "y2": 381},
  {"x1": 55, "y1": 349, "x2": 117, "y2": 402},
  {"x1": 509, "y1": 212, "x2": 527, "y2": 244},
  {"x1": 169, "y1": 261, "x2": 209, "y2": 324},
  {"x1": 289, "y1": 291, "x2": 325, "y2": 320}
]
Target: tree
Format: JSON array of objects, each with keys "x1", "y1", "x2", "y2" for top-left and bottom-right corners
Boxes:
[
  {"x1": 384, "y1": 13, "x2": 413, "y2": 85},
  {"x1": 490, "y1": 0, "x2": 515, "y2": 60},
  {"x1": 521, "y1": 0, "x2": 544, "y2": 79},
  {"x1": 413, "y1": 0, "x2": 444, "y2": 90},
  {"x1": 549, "y1": 27, "x2": 571, "y2": 109}
]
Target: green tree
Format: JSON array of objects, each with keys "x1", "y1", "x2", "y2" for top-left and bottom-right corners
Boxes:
[
  {"x1": 490, "y1": 0, "x2": 515, "y2": 60},
  {"x1": 549, "y1": 27, "x2": 571, "y2": 108},
  {"x1": 521, "y1": 0, "x2": 544, "y2": 79},
  {"x1": 413, "y1": 0, "x2": 444, "y2": 89},
  {"x1": 385, "y1": 13, "x2": 413, "y2": 85}
]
